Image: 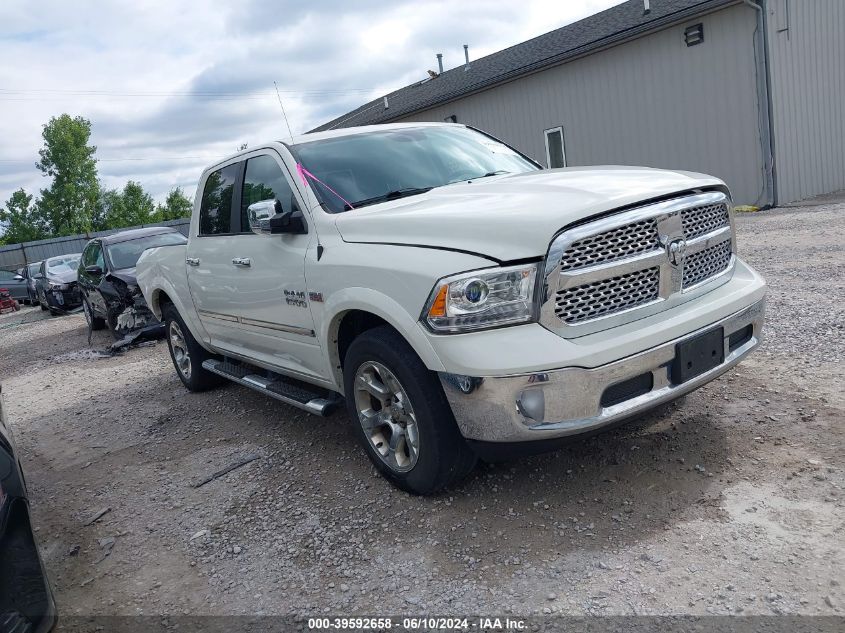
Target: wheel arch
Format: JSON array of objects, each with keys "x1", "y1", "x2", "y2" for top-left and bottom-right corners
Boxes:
[
  {"x1": 322, "y1": 290, "x2": 445, "y2": 388},
  {"x1": 150, "y1": 285, "x2": 211, "y2": 351}
]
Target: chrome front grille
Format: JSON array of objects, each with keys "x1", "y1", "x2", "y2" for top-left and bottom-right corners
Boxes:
[
  {"x1": 541, "y1": 191, "x2": 735, "y2": 336},
  {"x1": 682, "y1": 239, "x2": 732, "y2": 288},
  {"x1": 560, "y1": 218, "x2": 659, "y2": 271},
  {"x1": 555, "y1": 267, "x2": 660, "y2": 324},
  {"x1": 681, "y1": 203, "x2": 731, "y2": 239}
]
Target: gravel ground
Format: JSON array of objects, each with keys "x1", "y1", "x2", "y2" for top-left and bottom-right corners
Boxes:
[{"x1": 0, "y1": 196, "x2": 843, "y2": 619}]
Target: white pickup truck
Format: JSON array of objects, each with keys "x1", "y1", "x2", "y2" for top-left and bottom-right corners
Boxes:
[{"x1": 136, "y1": 123, "x2": 766, "y2": 494}]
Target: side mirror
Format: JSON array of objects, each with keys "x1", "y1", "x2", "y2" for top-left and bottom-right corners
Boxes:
[
  {"x1": 13, "y1": 274, "x2": 23, "y2": 281},
  {"x1": 248, "y1": 199, "x2": 307, "y2": 235},
  {"x1": 85, "y1": 265, "x2": 103, "y2": 276}
]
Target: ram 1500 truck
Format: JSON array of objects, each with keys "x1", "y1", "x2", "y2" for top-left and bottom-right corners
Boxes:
[{"x1": 136, "y1": 123, "x2": 766, "y2": 494}]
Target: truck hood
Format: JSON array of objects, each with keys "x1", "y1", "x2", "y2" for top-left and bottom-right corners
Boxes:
[{"x1": 334, "y1": 167, "x2": 725, "y2": 261}]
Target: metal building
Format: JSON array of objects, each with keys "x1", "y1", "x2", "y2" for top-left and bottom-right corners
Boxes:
[{"x1": 315, "y1": 0, "x2": 845, "y2": 207}]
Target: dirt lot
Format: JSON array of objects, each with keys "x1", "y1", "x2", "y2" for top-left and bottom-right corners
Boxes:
[{"x1": 1, "y1": 197, "x2": 843, "y2": 618}]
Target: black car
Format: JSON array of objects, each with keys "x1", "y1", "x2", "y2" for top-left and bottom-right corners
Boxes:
[
  {"x1": 0, "y1": 385, "x2": 56, "y2": 633},
  {"x1": 78, "y1": 227, "x2": 187, "y2": 339},
  {"x1": 34, "y1": 254, "x2": 82, "y2": 315}
]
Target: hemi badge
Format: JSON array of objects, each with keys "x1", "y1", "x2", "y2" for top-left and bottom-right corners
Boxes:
[{"x1": 309, "y1": 291, "x2": 324, "y2": 303}]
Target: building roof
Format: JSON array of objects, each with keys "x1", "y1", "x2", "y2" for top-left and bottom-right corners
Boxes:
[{"x1": 313, "y1": 0, "x2": 736, "y2": 132}]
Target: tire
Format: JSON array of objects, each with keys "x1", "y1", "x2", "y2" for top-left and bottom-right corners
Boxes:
[
  {"x1": 343, "y1": 325, "x2": 476, "y2": 495},
  {"x1": 162, "y1": 303, "x2": 224, "y2": 392},
  {"x1": 105, "y1": 309, "x2": 122, "y2": 341},
  {"x1": 39, "y1": 296, "x2": 47, "y2": 312},
  {"x1": 82, "y1": 296, "x2": 106, "y2": 331}
]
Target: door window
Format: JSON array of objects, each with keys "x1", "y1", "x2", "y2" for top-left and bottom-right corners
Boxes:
[
  {"x1": 544, "y1": 127, "x2": 566, "y2": 168},
  {"x1": 199, "y1": 163, "x2": 239, "y2": 235},
  {"x1": 82, "y1": 242, "x2": 104, "y2": 270},
  {"x1": 240, "y1": 155, "x2": 297, "y2": 233}
]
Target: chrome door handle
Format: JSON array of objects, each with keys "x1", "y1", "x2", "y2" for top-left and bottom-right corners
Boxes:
[
  {"x1": 232, "y1": 257, "x2": 251, "y2": 267},
  {"x1": 186, "y1": 257, "x2": 200, "y2": 266}
]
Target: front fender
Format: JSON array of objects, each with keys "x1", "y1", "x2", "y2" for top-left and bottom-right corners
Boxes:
[{"x1": 321, "y1": 288, "x2": 446, "y2": 387}]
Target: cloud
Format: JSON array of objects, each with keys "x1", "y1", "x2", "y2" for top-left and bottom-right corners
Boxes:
[{"x1": 0, "y1": 0, "x2": 623, "y2": 208}]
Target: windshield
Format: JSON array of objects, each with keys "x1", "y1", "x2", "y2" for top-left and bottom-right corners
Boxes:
[
  {"x1": 106, "y1": 232, "x2": 187, "y2": 270},
  {"x1": 292, "y1": 126, "x2": 539, "y2": 213},
  {"x1": 28, "y1": 263, "x2": 40, "y2": 276},
  {"x1": 46, "y1": 255, "x2": 80, "y2": 275}
]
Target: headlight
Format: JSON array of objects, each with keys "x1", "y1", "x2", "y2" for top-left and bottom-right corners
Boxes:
[{"x1": 423, "y1": 263, "x2": 539, "y2": 333}]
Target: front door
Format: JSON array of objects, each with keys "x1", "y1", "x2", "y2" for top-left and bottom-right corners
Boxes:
[
  {"x1": 186, "y1": 152, "x2": 323, "y2": 380},
  {"x1": 78, "y1": 240, "x2": 107, "y2": 317}
]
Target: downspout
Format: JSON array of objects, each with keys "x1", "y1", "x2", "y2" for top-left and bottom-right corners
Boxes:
[{"x1": 741, "y1": 0, "x2": 778, "y2": 207}]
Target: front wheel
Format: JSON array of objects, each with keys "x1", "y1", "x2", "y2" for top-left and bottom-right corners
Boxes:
[
  {"x1": 162, "y1": 304, "x2": 224, "y2": 392},
  {"x1": 343, "y1": 325, "x2": 476, "y2": 495}
]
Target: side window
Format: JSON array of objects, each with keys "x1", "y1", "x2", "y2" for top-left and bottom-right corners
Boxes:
[
  {"x1": 0, "y1": 270, "x2": 14, "y2": 281},
  {"x1": 544, "y1": 126, "x2": 566, "y2": 169},
  {"x1": 82, "y1": 243, "x2": 95, "y2": 267},
  {"x1": 240, "y1": 155, "x2": 297, "y2": 233},
  {"x1": 83, "y1": 243, "x2": 104, "y2": 270},
  {"x1": 199, "y1": 163, "x2": 239, "y2": 235}
]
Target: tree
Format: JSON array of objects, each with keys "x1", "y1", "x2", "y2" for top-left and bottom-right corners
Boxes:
[
  {"x1": 0, "y1": 189, "x2": 50, "y2": 245},
  {"x1": 92, "y1": 182, "x2": 155, "y2": 230},
  {"x1": 120, "y1": 181, "x2": 155, "y2": 226},
  {"x1": 94, "y1": 188, "x2": 125, "y2": 231},
  {"x1": 36, "y1": 114, "x2": 100, "y2": 235},
  {"x1": 153, "y1": 187, "x2": 192, "y2": 222}
]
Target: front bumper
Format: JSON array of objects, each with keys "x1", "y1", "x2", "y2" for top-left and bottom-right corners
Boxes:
[
  {"x1": 439, "y1": 298, "x2": 764, "y2": 444},
  {"x1": 46, "y1": 284, "x2": 81, "y2": 310}
]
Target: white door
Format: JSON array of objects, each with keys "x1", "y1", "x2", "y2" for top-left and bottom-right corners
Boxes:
[{"x1": 186, "y1": 153, "x2": 323, "y2": 380}]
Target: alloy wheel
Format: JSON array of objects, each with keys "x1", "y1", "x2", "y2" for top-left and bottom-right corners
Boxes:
[
  {"x1": 353, "y1": 361, "x2": 419, "y2": 472},
  {"x1": 168, "y1": 320, "x2": 191, "y2": 380}
]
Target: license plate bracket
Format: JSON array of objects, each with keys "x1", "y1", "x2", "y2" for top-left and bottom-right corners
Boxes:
[{"x1": 671, "y1": 327, "x2": 724, "y2": 385}]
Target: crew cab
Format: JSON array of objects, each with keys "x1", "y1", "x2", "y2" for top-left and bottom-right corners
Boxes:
[{"x1": 136, "y1": 123, "x2": 766, "y2": 494}]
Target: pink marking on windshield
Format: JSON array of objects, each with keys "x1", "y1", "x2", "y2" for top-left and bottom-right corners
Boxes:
[{"x1": 296, "y1": 163, "x2": 356, "y2": 210}]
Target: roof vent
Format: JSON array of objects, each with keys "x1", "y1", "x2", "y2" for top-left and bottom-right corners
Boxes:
[
  {"x1": 643, "y1": 0, "x2": 650, "y2": 15},
  {"x1": 436, "y1": 53, "x2": 444, "y2": 74},
  {"x1": 463, "y1": 44, "x2": 471, "y2": 70}
]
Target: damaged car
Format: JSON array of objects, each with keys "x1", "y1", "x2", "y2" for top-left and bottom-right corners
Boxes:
[
  {"x1": 34, "y1": 254, "x2": 82, "y2": 315},
  {"x1": 77, "y1": 227, "x2": 187, "y2": 340}
]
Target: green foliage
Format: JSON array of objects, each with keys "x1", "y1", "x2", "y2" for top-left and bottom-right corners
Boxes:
[
  {"x1": 120, "y1": 181, "x2": 155, "y2": 226},
  {"x1": 153, "y1": 187, "x2": 193, "y2": 222},
  {"x1": 0, "y1": 189, "x2": 50, "y2": 245},
  {"x1": 0, "y1": 113, "x2": 188, "y2": 245},
  {"x1": 36, "y1": 114, "x2": 100, "y2": 236}
]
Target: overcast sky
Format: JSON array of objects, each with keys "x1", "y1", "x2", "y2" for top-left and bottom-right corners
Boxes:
[{"x1": 0, "y1": 0, "x2": 623, "y2": 207}]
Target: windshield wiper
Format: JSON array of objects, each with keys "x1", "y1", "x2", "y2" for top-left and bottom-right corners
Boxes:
[
  {"x1": 346, "y1": 187, "x2": 433, "y2": 210},
  {"x1": 480, "y1": 170, "x2": 511, "y2": 178}
]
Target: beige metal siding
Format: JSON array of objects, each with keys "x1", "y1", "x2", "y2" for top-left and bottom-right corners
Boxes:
[
  {"x1": 397, "y1": 4, "x2": 766, "y2": 206},
  {"x1": 766, "y1": 0, "x2": 845, "y2": 203}
]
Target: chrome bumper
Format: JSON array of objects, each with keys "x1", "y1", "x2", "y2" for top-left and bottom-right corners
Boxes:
[{"x1": 439, "y1": 298, "x2": 765, "y2": 444}]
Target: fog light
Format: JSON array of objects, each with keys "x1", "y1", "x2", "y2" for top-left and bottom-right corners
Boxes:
[{"x1": 516, "y1": 388, "x2": 545, "y2": 423}]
